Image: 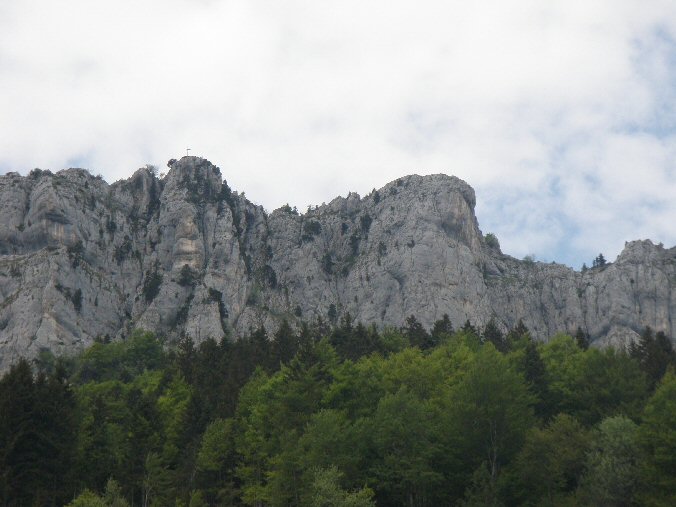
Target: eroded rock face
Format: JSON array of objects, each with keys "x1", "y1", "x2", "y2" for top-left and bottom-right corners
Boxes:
[{"x1": 0, "y1": 156, "x2": 674, "y2": 370}]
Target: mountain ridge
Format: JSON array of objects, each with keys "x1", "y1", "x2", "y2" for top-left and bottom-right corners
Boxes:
[{"x1": 0, "y1": 156, "x2": 674, "y2": 370}]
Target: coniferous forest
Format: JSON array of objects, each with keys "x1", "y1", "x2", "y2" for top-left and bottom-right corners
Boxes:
[{"x1": 1, "y1": 317, "x2": 675, "y2": 507}]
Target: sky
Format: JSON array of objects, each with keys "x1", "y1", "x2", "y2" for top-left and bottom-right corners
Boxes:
[{"x1": 1, "y1": 0, "x2": 676, "y2": 268}]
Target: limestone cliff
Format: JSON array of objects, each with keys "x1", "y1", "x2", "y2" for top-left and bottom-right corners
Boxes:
[{"x1": 0, "y1": 156, "x2": 674, "y2": 370}]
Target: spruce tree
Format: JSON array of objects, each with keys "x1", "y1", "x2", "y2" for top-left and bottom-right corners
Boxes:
[
  {"x1": 431, "y1": 314, "x2": 454, "y2": 344},
  {"x1": 483, "y1": 318, "x2": 507, "y2": 353},
  {"x1": 401, "y1": 315, "x2": 433, "y2": 350},
  {"x1": 630, "y1": 327, "x2": 676, "y2": 389},
  {"x1": 506, "y1": 319, "x2": 530, "y2": 348}
]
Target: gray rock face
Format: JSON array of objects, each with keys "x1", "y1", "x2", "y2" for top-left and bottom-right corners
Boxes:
[{"x1": 0, "y1": 157, "x2": 674, "y2": 370}]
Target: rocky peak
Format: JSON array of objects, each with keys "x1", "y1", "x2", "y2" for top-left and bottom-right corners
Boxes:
[
  {"x1": 616, "y1": 239, "x2": 672, "y2": 263},
  {"x1": 163, "y1": 156, "x2": 223, "y2": 196}
]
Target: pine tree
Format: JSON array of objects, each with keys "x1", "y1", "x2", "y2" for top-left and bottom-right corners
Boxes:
[
  {"x1": 401, "y1": 315, "x2": 433, "y2": 350},
  {"x1": 431, "y1": 314, "x2": 454, "y2": 343},
  {"x1": 0, "y1": 359, "x2": 77, "y2": 505},
  {"x1": 175, "y1": 336, "x2": 196, "y2": 383},
  {"x1": 506, "y1": 319, "x2": 530, "y2": 348},
  {"x1": 630, "y1": 327, "x2": 676, "y2": 389},
  {"x1": 521, "y1": 339, "x2": 549, "y2": 418},
  {"x1": 592, "y1": 253, "x2": 607, "y2": 268},
  {"x1": 482, "y1": 318, "x2": 507, "y2": 353},
  {"x1": 461, "y1": 319, "x2": 479, "y2": 338},
  {"x1": 272, "y1": 319, "x2": 297, "y2": 366}
]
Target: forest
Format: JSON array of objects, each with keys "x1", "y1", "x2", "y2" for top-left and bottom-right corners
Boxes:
[{"x1": 0, "y1": 315, "x2": 674, "y2": 507}]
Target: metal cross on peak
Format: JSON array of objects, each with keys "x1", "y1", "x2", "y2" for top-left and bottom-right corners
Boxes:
[{"x1": 186, "y1": 148, "x2": 191, "y2": 156}]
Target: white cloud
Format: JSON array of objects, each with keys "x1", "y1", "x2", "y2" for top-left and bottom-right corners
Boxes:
[{"x1": 1, "y1": 0, "x2": 676, "y2": 267}]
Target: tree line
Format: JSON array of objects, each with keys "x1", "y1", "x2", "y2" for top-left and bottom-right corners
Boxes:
[{"x1": 0, "y1": 317, "x2": 674, "y2": 506}]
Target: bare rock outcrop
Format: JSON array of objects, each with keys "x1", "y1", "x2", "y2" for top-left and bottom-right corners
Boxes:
[{"x1": 0, "y1": 156, "x2": 674, "y2": 370}]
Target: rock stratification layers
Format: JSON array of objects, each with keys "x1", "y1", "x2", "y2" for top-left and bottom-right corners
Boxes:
[{"x1": 0, "y1": 156, "x2": 674, "y2": 370}]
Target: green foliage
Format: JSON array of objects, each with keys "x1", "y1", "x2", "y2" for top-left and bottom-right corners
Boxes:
[
  {"x1": 66, "y1": 489, "x2": 108, "y2": 507},
  {"x1": 173, "y1": 294, "x2": 193, "y2": 328},
  {"x1": 67, "y1": 479, "x2": 130, "y2": 507},
  {"x1": 55, "y1": 283, "x2": 83, "y2": 312},
  {"x1": 113, "y1": 236, "x2": 133, "y2": 264},
  {"x1": 278, "y1": 203, "x2": 298, "y2": 215},
  {"x1": 245, "y1": 284, "x2": 260, "y2": 306},
  {"x1": 637, "y1": 372, "x2": 676, "y2": 505},
  {"x1": 401, "y1": 314, "x2": 434, "y2": 350},
  {"x1": 579, "y1": 416, "x2": 640, "y2": 506},
  {"x1": 177, "y1": 264, "x2": 199, "y2": 287},
  {"x1": 103, "y1": 478, "x2": 130, "y2": 507},
  {"x1": 359, "y1": 213, "x2": 372, "y2": 234},
  {"x1": 156, "y1": 375, "x2": 191, "y2": 462},
  {"x1": 74, "y1": 373, "x2": 166, "y2": 496},
  {"x1": 1, "y1": 313, "x2": 672, "y2": 506},
  {"x1": 0, "y1": 359, "x2": 77, "y2": 506},
  {"x1": 541, "y1": 335, "x2": 648, "y2": 424},
  {"x1": 506, "y1": 414, "x2": 589, "y2": 505},
  {"x1": 362, "y1": 387, "x2": 445, "y2": 504},
  {"x1": 235, "y1": 340, "x2": 340, "y2": 505},
  {"x1": 321, "y1": 252, "x2": 334, "y2": 275},
  {"x1": 179, "y1": 165, "x2": 219, "y2": 205},
  {"x1": 72, "y1": 288, "x2": 83, "y2": 313},
  {"x1": 593, "y1": 252, "x2": 607, "y2": 268},
  {"x1": 207, "y1": 287, "x2": 228, "y2": 321},
  {"x1": 443, "y1": 345, "x2": 535, "y2": 496},
  {"x1": 514, "y1": 337, "x2": 549, "y2": 417},
  {"x1": 196, "y1": 418, "x2": 236, "y2": 474},
  {"x1": 506, "y1": 319, "x2": 530, "y2": 346},
  {"x1": 460, "y1": 462, "x2": 503, "y2": 507},
  {"x1": 106, "y1": 216, "x2": 117, "y2": 234},
  {"x1": 308, "y1": 466, "x2": 375, "y2": 507},
  {"x1": 349, "y1": 232, "x2": 360, "y2": 256},
  {"x1": 142, "y1": 263, "x2": 163, "y2": 302},
  {"x1": 430, "y1": 314, "x2": 454, "y2": 343},
  {"x1": 188, "y1": 489, "x2": 208, "y2": 507},
  {"x1": 68, "y1": 239, "x2": 84, "y2": 266},
  {"x1": 575, "y1": 326, "x2": 590, "y2": 350},
  {"x1": 328, "y1": 303, "x2": 338, "y2": 324},
  {"x1": 75, "y1": 329, "x2": 165, "y2": 383},
  {"x1": 329, "y1": 319, "x2": 381, "y2": 361},
  {"x1": 297, "y1": 409, "x2": 356, "y2": 477},
  {"x1": 377, "y1": 328, "x2": 409, "y2": 354},
  {"x1": 302, "y1": 220, "x2": 322, "y2": 241},
  {"x1": 461, "y1": 319, "x2": 479, "y2": 338},
  {"x1": 482, "y1": 318, "x2": 506, "y2": 352},
  {"x1": 630, "y1": 327, "x2": 676, "y2": 390},
  {"x1": 261, "y1": 264, "x2": 277, "y2": 288},
  {"x1": 272, "y1": 319, "x2": 297, "y2": 365},
  {"x1": 484, "y1": 232, "x2": 500, "y2": 250},
  {"x1": 143, "y1": 451, "x2": 173, "y2": 506}
]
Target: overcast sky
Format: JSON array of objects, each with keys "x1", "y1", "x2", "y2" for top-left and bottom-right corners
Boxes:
[{"x1": 1, "y1": 1, "x2": 675, "y2": 268}]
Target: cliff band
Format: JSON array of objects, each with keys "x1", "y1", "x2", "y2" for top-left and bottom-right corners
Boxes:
[{"x1": 0, "y1": 156, "x2": 674, "y2": 370}]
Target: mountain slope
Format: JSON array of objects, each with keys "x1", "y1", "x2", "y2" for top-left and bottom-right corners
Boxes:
[{"x1": 0, "y1": 156, "x2": 674, "y2": 370}]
